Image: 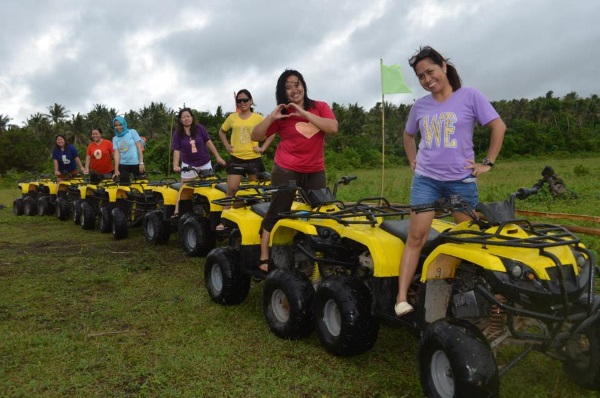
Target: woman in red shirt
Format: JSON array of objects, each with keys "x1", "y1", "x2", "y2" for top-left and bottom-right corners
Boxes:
[{"x1": 251, "y1": 69, "x2": 338, "y2": 275}]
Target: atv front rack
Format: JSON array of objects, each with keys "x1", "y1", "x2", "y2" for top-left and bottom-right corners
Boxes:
[{"x1": 443, "y1": 219, "x2": 581, "y2": 249}]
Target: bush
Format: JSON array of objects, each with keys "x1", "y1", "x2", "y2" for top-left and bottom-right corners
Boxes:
[{"x1": 573, "y1": 165, "x2": 590, "y2": 177}]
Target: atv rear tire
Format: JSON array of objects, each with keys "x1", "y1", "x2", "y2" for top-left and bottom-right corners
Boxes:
[
  {"x1": 23, "y1": 196, "x2": 38, "y2": 216},
  {"x1": 80, "y1": 202, "x2": 96, "y2": 230},
  {"x1": 111, "y1": 207, "x2": 128, "y2": 240},
  {"x1": 13, "y1": 198, "x2": 24, "y2": 216},
  {"x1": 72, "y1": 199, "x2": 82, "y2": 225},
  {"x1": 314, "y1": 276, "x2": 379, "y2": 357},
  {"x1": 56, "y1": 197, "x2": 70, "y2": 220},
  {"x1": 205, "y1": 247, "x2": 250, "y2": 305},
  {"x1": 263, "y1": 268, "x2": 315, "y2": 340},
  {"x1": 99, "y1": 206, "x2": 112, "y2": 233},
  {"x1": 419, "y1": 318, "x2": 499, "y2": 398},
  {"x1": 562, "y1": 318, "x2": 600, "y2": 390},
  {"x1": 181, "y1": 216, "x2": 215, "y2": 256},
  {"x1": 37, "y1": 196, "x2": 53, "y2": 216},
  {"x1": 143, "y1": 210, "x2": 170, "y2": 244}
]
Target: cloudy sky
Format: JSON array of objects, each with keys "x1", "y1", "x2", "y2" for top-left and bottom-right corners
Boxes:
[{"x1": 1, "y1": 0, "x2": 599, "y2": 126}]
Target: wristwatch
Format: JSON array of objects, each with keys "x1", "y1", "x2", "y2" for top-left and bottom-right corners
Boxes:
[{"x1": 482, "y1": 158, "x2": 494, "y2": 167}]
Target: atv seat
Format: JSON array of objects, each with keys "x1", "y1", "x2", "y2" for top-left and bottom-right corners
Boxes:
[
  {"x1": 475, "y1": 196, "x2": 516, "y2": 224},
  {"x1": 215, "y1": 182, "x2": 228, "y2": 193},
  {"x1": 251, "y1": 202, "x2": 270, "y2": 217},
  {"x1": 380, "y1": 219, "x2": 441, "y2": 253},
  {"x1": 170, "y1": 183, "x2": 182, "y2": 191}
]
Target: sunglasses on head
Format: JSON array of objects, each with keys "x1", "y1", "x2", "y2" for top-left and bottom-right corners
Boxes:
[
  {"x1": 236, "y1": 98, "x2": 250, "y2": 104},
  {"x1": 409, "y1": 46, "x2": 434, "y2": 68}
]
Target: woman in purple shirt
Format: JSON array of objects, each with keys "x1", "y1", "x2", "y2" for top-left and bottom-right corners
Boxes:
[
  {"x1": 395, "y1": 46, "x2": 506, "y2": 317},
  {"x1": 171, "y1": 107, "x2": 226, "y2": 217}
]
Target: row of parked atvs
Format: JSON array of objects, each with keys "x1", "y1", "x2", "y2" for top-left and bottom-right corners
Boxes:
[{"x1": 13, "y1": 169, "x2": 600, "y2": 397}]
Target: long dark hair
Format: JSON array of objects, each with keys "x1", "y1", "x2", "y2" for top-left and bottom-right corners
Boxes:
[
  {"x1": 236, "y1": 89, "x2": 255, "y2": 112},
  {"x1": 275, "y1": 69, "x2": 316, "y2": 110},
  {"x1": 408, "y1": 46, "x2": 462, "y2": 92},
  {"x1": 175, "y1": 107, "x2": 200, "y2": 138}
]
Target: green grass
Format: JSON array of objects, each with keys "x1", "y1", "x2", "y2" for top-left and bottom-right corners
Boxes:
[{"x1": 0, "y1": 157, "x2": 599, "y2": 397}]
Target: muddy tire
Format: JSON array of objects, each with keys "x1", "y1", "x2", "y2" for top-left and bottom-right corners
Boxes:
[
  {"x1": 419, "y1": 318, "x2": 499, "y2": 398},
  {"x1": 314, "y1": 276, "x2": 379, "y2": 357},
  {"x1": 181, "y1": 216, "x2": 215, "y2": 256},
  {"x1": 263, "y1": 269, "x2": 315, "y2": 340},
  {"x1": 13, "y1": 198, "x2": 24, "y2": 216},
  {"x1": 143, "y1": 210, "x2": 170, "y2": 244},
  {"x1": 204, "y1": 247, "x2": 250, "y2": 305},
  {"x1": 111, "y1": 207, "x2": 128, "y2": 240},
  {"x1": 99, "y1": 206, "x2": 112, "y2": 233},
  {"x1": 80, "y1": 202, "x2": 96, "y2": 230}
]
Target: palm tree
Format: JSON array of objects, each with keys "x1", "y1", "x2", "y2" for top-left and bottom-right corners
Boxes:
[
  {"x1": 68, "y1": 113, "x2": 88, "y2": 147},
  {"x1": 46, "y1": 103, "x2": 70, "y2": 125},
  {"x1": 87, "y1": 103, "x2": 118, "y2": 134},
  {"x1": 0, "y1": 114, "x2": 10, "y2": 133}
]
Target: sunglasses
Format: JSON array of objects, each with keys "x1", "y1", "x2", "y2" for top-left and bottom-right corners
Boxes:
[
  {"x1": 409, "y1": 46, "x2": 434, "y2": 68},
  {"x1": 236, "y1": 98, "x2": 251, "y2": 104}
]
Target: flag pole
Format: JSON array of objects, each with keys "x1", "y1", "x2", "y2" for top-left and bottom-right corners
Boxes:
[{"x1": 380, "y1": 59, "x2": 385, "y2": 199}]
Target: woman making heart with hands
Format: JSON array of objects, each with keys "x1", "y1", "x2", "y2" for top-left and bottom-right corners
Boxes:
[{"x1": 251, "y1": 69, "x2": 338, "y2": 276}]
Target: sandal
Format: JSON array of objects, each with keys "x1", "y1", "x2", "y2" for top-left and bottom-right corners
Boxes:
[
  {"x1": 258, "y1": 259, "x2": 269, "y2": 274},
  {"x1": 216, "y1": 223, "x2": 225, "y2": 231},
  {"x1": 394, "y1": 301, "x2": 414, "y2": 317},
  {"x1": 171, "y1": 212, "x2": 179, "y2": 219}
]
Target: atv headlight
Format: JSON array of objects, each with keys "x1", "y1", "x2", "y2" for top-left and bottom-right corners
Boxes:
[
  {"x1": 509, "y1": 264, "x2": 523, "y2": 278},
  {"x1": 500, "y1": 258, "x2": 534, "y2": 281}
]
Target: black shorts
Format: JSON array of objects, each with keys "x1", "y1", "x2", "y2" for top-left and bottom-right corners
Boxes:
[
  {"x1": 226, "y1": 156, "x2": 265, "y2": 176},
  {"x1": 261, "y1": 164, "x2": 326, "y2": 233},
  {"x1": 118, "y1": 164, "x2": 143, "y2": 183}
]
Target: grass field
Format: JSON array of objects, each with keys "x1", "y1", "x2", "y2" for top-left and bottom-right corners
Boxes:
[{"x1": 0, "y1": 158, "x2": 599, "y2": 397}]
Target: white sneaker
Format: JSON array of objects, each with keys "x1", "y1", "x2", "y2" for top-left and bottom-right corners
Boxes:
[{"x1": 395, "y1": 301, "x2": 414, "y2": 316}]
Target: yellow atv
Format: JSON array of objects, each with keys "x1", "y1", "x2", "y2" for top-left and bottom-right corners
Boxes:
[
  {"x1": 102, "y1": 174, "x2": 156, "y2": 240},
  {"x1": 76, "y1": 173, "x2": 119, "y2": 232},
  {"x1": 203, "y1": 176, "x2": 357, "y2": 307},
  {"x1": 52, "y1": 174, "x2": 86, "y2": 222},
  {"x1": 261, "y1": 187, "x2": 598, "y2": 397},
  {"x1": 13, "y1": 175, "x2": 56, "y2": 216},
  {"x1": 142, "y1": 166, "x2": 227, "y2": 254}
]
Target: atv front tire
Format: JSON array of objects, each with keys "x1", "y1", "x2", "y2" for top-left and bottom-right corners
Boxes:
[
  {"x1": 562, "y1": 318, "x2": 600, "y2": 390},
  {"x1": 13, "y1": 198, "x2": 24, "y2": 216},
  {"x1": 263, "y1": 269, "x2": 315, "y2": 340},
  {"x1": 419, "y1": 318, "x2": 500, "y2": 398},
  {"x1": 205, "y1": 247, "x2": 250, "y2": 305},
  {"x1": 314, "y1": 276, "x2": 379, "y2": 357}
]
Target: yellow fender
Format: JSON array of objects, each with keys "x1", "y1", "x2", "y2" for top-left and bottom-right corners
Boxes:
[
  {"x1": 270, "y1": 219, "x2": 319, "y2": 246},
  {"x1": 220, "y1": 207, "x2": 263, "y2": 245}
]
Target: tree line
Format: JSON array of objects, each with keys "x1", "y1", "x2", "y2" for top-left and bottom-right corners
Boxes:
[{"x1": 0, "y1": 90, "x2": 599, "y2": 177}]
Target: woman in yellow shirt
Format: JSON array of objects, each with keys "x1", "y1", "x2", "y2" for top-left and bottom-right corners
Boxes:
[{"x1": 217, "y1": 89, "x2": 275, "y2": 228}]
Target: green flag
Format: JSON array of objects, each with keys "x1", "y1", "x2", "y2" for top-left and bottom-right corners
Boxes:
[{"x1": 381, "y1": 63, "x2": 412, "y2": 94}]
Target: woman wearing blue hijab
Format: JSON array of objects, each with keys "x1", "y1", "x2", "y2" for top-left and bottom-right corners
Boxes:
[{"x1": 112, "y1": 116, "x2": 145, "y2": 181}]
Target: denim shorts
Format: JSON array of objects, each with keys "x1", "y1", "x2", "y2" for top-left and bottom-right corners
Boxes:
[{"x1": 410, "y1": 173, "x2": 479, "y2": 209}]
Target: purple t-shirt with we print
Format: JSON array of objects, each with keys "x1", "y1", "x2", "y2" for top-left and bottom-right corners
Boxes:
[{"x1": 405, "y1": 86, "x2": 500, "y2": 181}]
